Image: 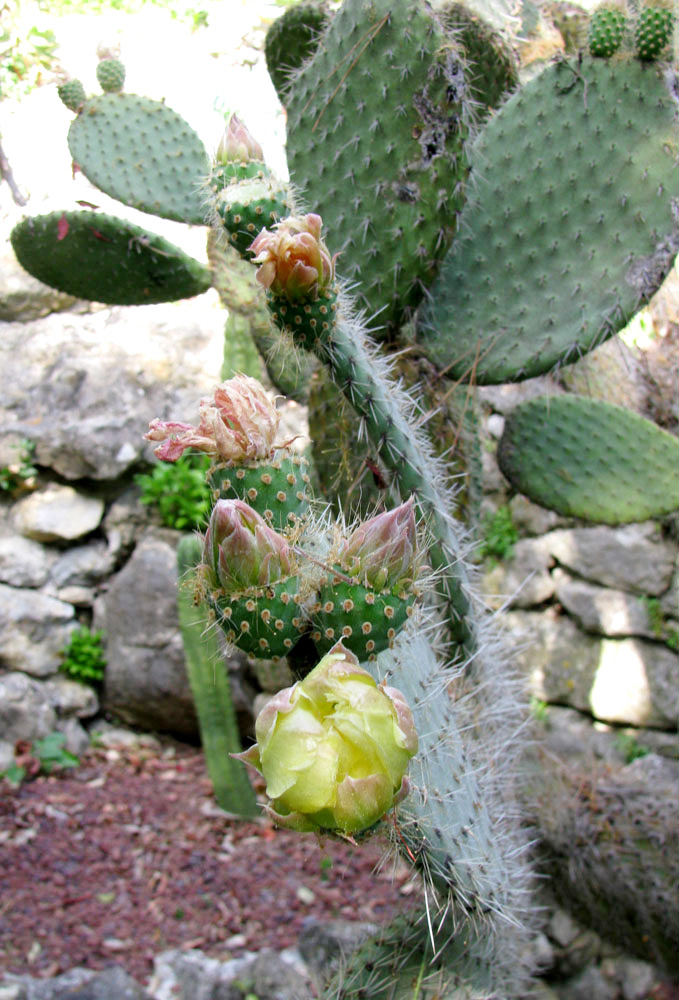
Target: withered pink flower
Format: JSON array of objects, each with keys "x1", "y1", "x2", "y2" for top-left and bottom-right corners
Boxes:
[
  {"x1": 144, "y1": 374, "x2": 280, "y2": 463},
  {"x1": 216, "y1": 112, "x2": 264, "y2": 164},
  {"x1": 249, "y1": 214, "x2": 336, "y2": 302},
  {"x1": 204, "y1": 499, "x2": 292, "y2": 592},
  {"x1": 342, "y1": 499, "x2": 417, "y2": 591}
]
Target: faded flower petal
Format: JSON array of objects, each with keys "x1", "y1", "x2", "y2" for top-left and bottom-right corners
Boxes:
[{"x1": 250, "y1": 214, "x2": 336, "y2": 302}]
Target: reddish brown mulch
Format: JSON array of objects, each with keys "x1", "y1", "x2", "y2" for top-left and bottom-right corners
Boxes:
[{"x1": 0, "y1": 740, "x2": 416, "y2": 985}]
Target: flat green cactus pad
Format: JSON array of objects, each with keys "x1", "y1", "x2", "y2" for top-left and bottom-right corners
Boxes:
[
  {"x1": 417, "y1": 56, "x2": 679, "y2": 383},
  {"x1": 497, "y1": 395, "x2": 679, "y2": 523},
  {"x1": 11, "y1": 211, "x2": 211, "y2": 305},
  {"x1": 285, "y1": 0, "x2": 470, "y2": 332},
  {"x1": 68, "y1": 94, "x2": 209, "y2": 224}
]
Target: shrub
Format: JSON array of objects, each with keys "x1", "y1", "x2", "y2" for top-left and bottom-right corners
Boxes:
[
  {"x1": 60, "y1": 626, "x2": 107, "y2": 685},
  {"x1": 136, "y1": 453, "x2": 211, "y2": 530}
]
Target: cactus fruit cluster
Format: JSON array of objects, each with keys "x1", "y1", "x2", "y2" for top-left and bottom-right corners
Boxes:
[{"x1": 9, "y1": 0, "x2": 679, "y2": 994}]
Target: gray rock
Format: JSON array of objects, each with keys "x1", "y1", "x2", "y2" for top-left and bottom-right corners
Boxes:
[
  {"x1": 552, "y1": 568, "x2": 655, "y2": 638},
  {"x1": 101, "y1": 487, "x2": 152, "y2": 562},
  {"x1": 0, "y1": 739, "x2": 16, "y2": 772},
  {"x1": 535, "y1": 706, "x2": 624, "y2": 764},
  {"x1": 249, "y1": 947, "x2": 313, "y2": 1000},
  {"x1": 56, "y1": 716, "x2": 92, "y2": 756},
  {"x1": 544, "y1": 523, "x2": 676, "y2": 595},
  {"x1": 0, "y1": 300, "x2": 223, "y2": 481},
  {"x1": 478, "y1": 376, "x2": 563, "y2": 415},
  {"x1": 149, "y1": 949, "x2": 254, "y2": 1000},
  {"x1": 0, "y1": 244, "x2": 80, "y2": 322},
  {"x1": 0, "y1": 672, "x2": 57, "y2": 742},
  {"x1": 509, "y1": 494, "x2": 568, "y2": 536},
  {"x1": 507, "y1": 610, "x2": 679, "y2": 727},
  {"x1": 95, "y1": 530, "x2": 198, "y2": 738},
  {"x1": 483, "y1": 536, "x2": 555, "y2": 610},
  {"x1": 49, "y1": 541, "x2": 117, "y2": 589},
  {"x1": 0, "y1": 583, "x2": 76, "y2": 676},
  {"x1": 298, "y1": 918, "x2": 378, "y2": 990},
  {"x1": 42, "y1": 676, "x2": 99, "y2": 718},
  {"x1": 0, "y1": 531, "x2": 54, "y2": 588},
  {"x1": 557, "y1": 965, "x2": 617, "y2": 1000},
  {"x1": 13, "y1": 485, "x2": 104, "y2": 543},
  {"x1": 0, "y1": 969, "x2": 94, "y2": 1000},
  {"x1": 606, "y1": 956, "x2": 657, "y2": 1000},
  {"x1": 52, "y1": 966, "x2": 150, "y2": 1000}
]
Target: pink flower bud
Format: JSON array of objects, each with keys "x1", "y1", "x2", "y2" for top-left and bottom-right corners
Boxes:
[
  {"x1": 144, "y1": 374, "x2": 280, "y2": 463},
  {"x1": 204, "y1": 499, "x2": 292, "y2": 592},
  {"x1": 342, "y1": 499, "x2": 417, "y2": 591},
  {"x1": 216, "y1": 113, "x2": 264, "y2": 164},
  {"x1": 249, "y1": 214, "x2": 336, "y2": 302}
]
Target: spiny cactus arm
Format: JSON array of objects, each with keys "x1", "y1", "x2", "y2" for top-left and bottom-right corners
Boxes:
[
  {"x1": 176, "y1": 534, "x2": 258, "y2": 817},
  {"x1": 416, "y1": 56, "x2": 679, "y2": 383},
  {"x1": 265, "y1": 0, "x2": 331, "y2": 102},
  {"x1": 498, "y1": 394, "x2": 679, "y2": 523},
  {"x1": 311, "y1": 295, "x2": 477, "y2": 653},
  {"x1": 10, "y1": 211, "x2": 211, "y2": 305}
]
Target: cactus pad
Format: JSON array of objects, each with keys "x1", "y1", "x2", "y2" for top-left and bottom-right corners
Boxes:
[
  {"x1": 284, "y1": 0, "x2": 470, "y2": 332},
  {"x1": 11, "y1": 211, "x2": 211, "y2": 305},
  {"x1": 440, "y1": 3, "x2": 519, "y2": 116},
  {"x1": 96, "y1": 58, "x2": 126, "y2": 93},
  {"x1": 68, "y1": 94, "x2": 209, "y2": 224},
  {"x1": 417, "y1": 56, "x2": 679, "y2": 384},
  {"x1": 588, "y1": 5, "x2": 628, "y2": 56},
  {"x1": 209, "y1": 450, "x2": 313, "y2": 531},
  {"x1": 265, "y1": 1, "x2": 330, "y2": 100},
  {"x1": 497, "y1": 395, "x2": 679, "y2": 523}
]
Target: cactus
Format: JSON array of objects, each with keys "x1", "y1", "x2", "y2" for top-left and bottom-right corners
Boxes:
[
  {"x1": 10, "y1": 2, "x2": 679, "y2": 994},
  {"x1": 176, "y1": 534, "x2": 258, "y2": 817},
  {"x1": 498, "y1": 395, "x2": 679, "y2": 523}
]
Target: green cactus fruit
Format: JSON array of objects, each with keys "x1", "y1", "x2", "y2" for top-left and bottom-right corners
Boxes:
[
  {"x1": 265, "y1": 1, "x2": 330, "y2": 100},
  {"x1": 208, "y1": 450, "x2": 313, "y2": 531},
  {"x1": 176, "y1": 535, "x2": 258, "y2": 817},
  {"x1": 417, "y1": 56, "x2": 679, "y2": 384},
  {"x1": 207, "y1": 575, "x2": 309, "y2": 660},
  {"x1": 96, "y1": 58, "x2": 126, "y2": 92},
  {"x1": 588, "y1": 4, "x2": 628, "y2": 56},
  {"x1": 57, "y1": 78, "x2": 87, "y2": 112},
  {"x1": 10, "y1": 211, "x2": 211, "y2": 305},
  {"x1": 440, "y1": 3, "x2": 519, "y2": 117},
  {"x1": 310, "y1": 576, "x2": 416, "y2": 661},
  {"x1": 497, "y1": 394, "x2": 679, "y2": 523},
  {"x1": 68, "y1": 94, "x2": 209, "y2": 224},
  {"x1": 266, "y1": 289, "x2": 339, "y2": 352},
  {"x1": 213, "y1": 177, "x2": 290, "y2": 258},
  {"x1": 635, "y1": 2, "x2": 675, "y2": 59},
  {"x1": 284, "y1": 0, "x2": 470, "y2": 333}
]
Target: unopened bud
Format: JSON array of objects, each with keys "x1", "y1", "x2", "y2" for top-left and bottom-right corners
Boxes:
[
  {"x1": 216, "y1": 113, "x2": 264, "y2": 164},
  {"x1": 234, "y1": 642, "x2": 418, "y2": 834},
  {"x1": 204, "y1": 499, "x2": 292, "y2": 592},
  {"x1": 342, "y1": 499, "x2": 417, "y2": 591}
]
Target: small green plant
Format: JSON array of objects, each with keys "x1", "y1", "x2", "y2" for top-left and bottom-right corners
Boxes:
[
  {"x1": 1, "y1": 732, "x2": 80, "y2": 787},
  {"x1": 640, "y1": 595, "x2": 679, "y2": 650},
  {"x1": 136, "y1": 453, "x2": 211, "y2": 530},
  {"x1": 615, "y1": 730, "x2": 651, "y2": 764},
  {"x1": 479, "y1": 504, "x2": 519, "y2": 562},
  {"x1": 0, "y1": 439, "x2": 37, "y2": 495},
  {"x1": 530, "y1": 697, "x2": 549, "y2": 724},
  {"x1": 60, "y1": 626, "x2": 107, "y2": 685}
]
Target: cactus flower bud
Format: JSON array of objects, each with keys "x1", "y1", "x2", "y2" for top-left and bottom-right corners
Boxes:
[
  {"x1": 216, "y1": 113, "x2": 264, "y2": 164},
  {"x1": 342, "y1": 499, "x2": 417, "y2": 591},
  {"x1": 249, "y1": 214, "x2": 336, "y2": 302},
  {"x1": 204, "y1": 499, "x2": 292, "y2": 592},
  {"x1": 145, "y1": 374, "x2": 280, "y2": 463},
  {"x1": 234, "y1": 642, "x2": 418, "y2": 835}
]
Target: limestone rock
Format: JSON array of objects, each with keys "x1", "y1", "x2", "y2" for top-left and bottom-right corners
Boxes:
[
  {"x1": 484, "y1": 536, "x2": 555, "y2": 609},
  {"x1": 0, "y1": 583, "x2": 76, "y2": 676},
  {"x1": 0, "y1": 530, "x2": 54, "y2": 588},
  {"x1": 544, "y1": 524, "x2": 676, "y2": 595},
  {"x1": 0, "y1": 672, "x2": 57, "y2": 742},
  {"x1": 95, "y1": 530, "x2": 197, "y2": 738},
  {"x1": 49, "y1": 540, "x2": 117, "y2": 589},
  {"x1": 0, "y1": 299, "x2": 223, "y2": 481},
  {"x1": 42, "y1": 676, "x2": 99, "y2": 718},
  {"x1": 13, "y1": 485, "x2": 104, "y2": 543},
  {"x1": 552, "y1": 568, "x2": 655, "y2": 638},
  {"x1": 506, "y1": 610, "x2": 679, "y2": 728}
]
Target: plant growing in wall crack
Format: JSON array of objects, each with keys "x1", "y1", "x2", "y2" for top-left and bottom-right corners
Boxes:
[{"x1": 10, "y1": 0, "x2": 679, "y2": 990}]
